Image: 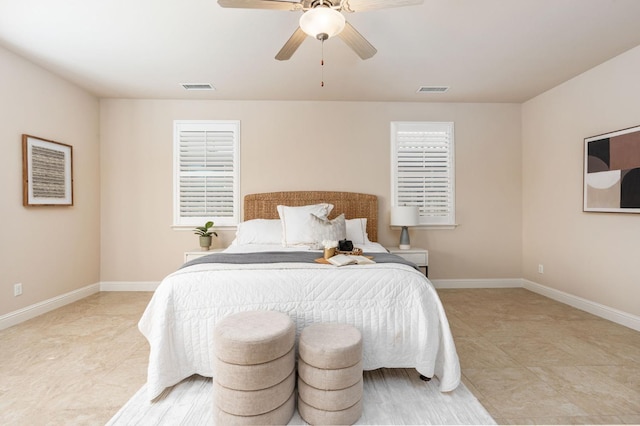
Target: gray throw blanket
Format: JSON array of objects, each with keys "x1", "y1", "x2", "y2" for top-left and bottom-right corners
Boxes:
[{"x1": 181, "y1": 251, "x2": 419, "y2": 271}]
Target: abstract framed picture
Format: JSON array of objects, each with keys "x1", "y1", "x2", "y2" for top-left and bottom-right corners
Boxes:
[
  {"x1": 584, "y1": 125, "x2": 640, "y2": 213},
  {"x1": 22, "y1": 134, "x2": 73, "y2": 206}
]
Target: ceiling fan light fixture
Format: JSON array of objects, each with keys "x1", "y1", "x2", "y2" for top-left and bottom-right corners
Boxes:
[{"x1": 299, "y1": 7, "x2": 346, "y2": 40}]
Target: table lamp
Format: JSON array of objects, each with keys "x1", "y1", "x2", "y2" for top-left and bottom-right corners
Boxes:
[{"x1": 390, "y1": 206, "x2": 419, "y2": 250}]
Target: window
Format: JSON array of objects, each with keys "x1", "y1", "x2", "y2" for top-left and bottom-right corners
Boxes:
[
  {"x1": 173, "y1": 120, "x2": 240, "y2": 227},
  {"x1": 391, "y1": 121, "x2": 455, "y2": 226}
]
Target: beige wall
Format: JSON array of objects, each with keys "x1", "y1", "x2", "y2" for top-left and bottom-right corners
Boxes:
[
  {"x1": 9, "y1": 35, "x2": 637, "y2": 322},
  {"x1": 522, "y1": 45, "x2": 640, "y2": 317},
  {"x1": 100, "y1": 100, "x2": 522, "y2": 282},
  {"x1": 0, "y1": 46, "x2": 100, "y2": 316},
  {"x1": 3, "y1": 31, "x2": 638, "y2": 325}
]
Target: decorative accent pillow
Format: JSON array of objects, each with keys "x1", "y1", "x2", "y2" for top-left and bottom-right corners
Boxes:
[
  {"x1": 235, "y1": 219, "x2": 282, "y2": 245},
  {"x1": 277, "y1": 203, "x2": 334, "y2": 246},
  {"x1": 346, "y1": 218, "x2": 369, "y2": 244},
  {"x1": 309, "y1": 213, "x2": 346, "y2": 244}
]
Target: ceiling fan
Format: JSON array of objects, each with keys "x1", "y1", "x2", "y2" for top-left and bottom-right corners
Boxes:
[{"x1": 217, "y1": 0, "x2": 424, "y2": 60}]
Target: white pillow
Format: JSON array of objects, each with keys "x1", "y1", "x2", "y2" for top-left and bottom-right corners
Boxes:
[
  {"x1": 277, "y1": 203, "x2": 334, "y2": 246},
  {"x1": 235, "y1": 219, "x2": 283, "y2": 245},
  {"x1": 346, "y1": 218, "x2": 369, "y2": 244},
  {"x1": 309, "y1": 213, "x2": 346, "y2": 243}
]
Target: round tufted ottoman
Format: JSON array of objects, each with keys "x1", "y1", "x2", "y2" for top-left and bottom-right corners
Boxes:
[
  {"x1": 214, "y1": 310, "x2": 295, "y2": 365},
  {"x1": 215, "y1": 370, "x2": 295, "y2": 416},
  {"x1": 298, "y1": 377, "x2": 363, "y2": 412},
  {"x1": 299, "y1": 323, "x2": 362, "y2": 369},
  {"x1": 298, "y1": 396, "x2": 364, "y2": 426},
  {"x1": 213, "y1": 310, "x2": 296, "y2": 425},
  {"x1": 297, "y1": 323, "x2": 364, "y2": 425},
  {"x1": 214, "y1": 391, "x2": 296, "y2": 426},
  {"x1": 298, "y1": 357, "x2": 363, "y2": 391}
]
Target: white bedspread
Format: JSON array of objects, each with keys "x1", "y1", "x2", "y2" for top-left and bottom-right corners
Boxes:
[{"x1": 138, "y1": 249, "x2": 461, "y2": 400}]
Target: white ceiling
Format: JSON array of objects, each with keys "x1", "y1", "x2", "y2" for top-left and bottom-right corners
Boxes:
[{"x1": 1, "y1": 0, "x2": 640, "y2": 103}]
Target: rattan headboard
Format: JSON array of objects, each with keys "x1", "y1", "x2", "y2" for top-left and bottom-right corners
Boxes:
[{"x1": 244, "y1": 191, "x2": 378, "y2": 242}]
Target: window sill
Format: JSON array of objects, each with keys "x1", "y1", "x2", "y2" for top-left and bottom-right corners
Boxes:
[
  {"x1": 391, "y1": 224, "x2": 459, "y2": 231},
  {"x1": 171, "y1": 225, "x2": 238, "y2": 231},
  {"x1": 416, "y1": 224, "x2": 459, "y2": 230}
]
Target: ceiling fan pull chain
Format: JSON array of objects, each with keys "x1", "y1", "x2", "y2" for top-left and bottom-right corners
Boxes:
[{"x1": 321, "y1": 39, "x2": 325, "y2": 87}]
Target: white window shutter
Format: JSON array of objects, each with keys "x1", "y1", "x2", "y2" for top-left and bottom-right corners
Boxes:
[
  {"x1": 174, "y1": 121, "x2": 240, "y2": 227},
  {"x1": 391, "y1": 122, "x2": 455, "y2": 226}
]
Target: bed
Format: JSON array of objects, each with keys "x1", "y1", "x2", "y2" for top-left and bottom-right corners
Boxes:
[{"x1": 138, "y1": 191, "x2": 460, "y2": 400}]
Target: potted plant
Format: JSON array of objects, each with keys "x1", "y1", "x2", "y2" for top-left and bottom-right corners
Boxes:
[{"x1": 194, "y1": 221, "x2": 218, "y2": 250}]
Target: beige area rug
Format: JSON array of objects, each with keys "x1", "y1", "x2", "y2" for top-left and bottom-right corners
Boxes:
[{"x1": 108, "y1": 368, "x2": 495, "y2": 425}]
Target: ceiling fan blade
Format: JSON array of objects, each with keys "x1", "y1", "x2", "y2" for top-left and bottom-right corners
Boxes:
[
  {"x1": 275, "y1": 27, "x2": 307, "y2": 60},
  {"x1": 340, "y1": 0, "x2": 423, "y2": 12},
  {"x1": 337, "y1": 22, "x2": 377, "y2": 60},
  {"x1": 217, "y1": 0, "x2": 300, "y2": 10}
]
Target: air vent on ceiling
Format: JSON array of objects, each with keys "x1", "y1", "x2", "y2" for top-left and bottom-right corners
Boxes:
[
  {"x1": 416, "y1": 86, "x2": 449, "y2": 93},
  {"x1": 181, "y1": 83, "x2": 215, "y2": 91}
]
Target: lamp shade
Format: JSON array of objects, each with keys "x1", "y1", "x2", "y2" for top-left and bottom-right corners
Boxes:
[
  {"x1": 299, "y1": 8, "x2": 345, "y2": 40},
  {"x1": 390, "y1": 206, "x2": 419, "y2": 227}
]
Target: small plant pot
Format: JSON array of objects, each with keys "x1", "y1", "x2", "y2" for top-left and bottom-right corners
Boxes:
[{"x1": 199, "y1": 236, "x2": 212, "y2": 251}]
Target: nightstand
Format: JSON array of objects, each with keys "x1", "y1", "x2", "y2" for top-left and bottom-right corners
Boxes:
[
  {"x1": 184, "y1": 248, "x2": 224, "y2": 263},
  {"x1": 387, "y1": 247, "x2": 429, "y2": 277}
]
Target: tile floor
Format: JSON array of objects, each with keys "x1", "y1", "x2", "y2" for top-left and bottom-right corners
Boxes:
[
  {"x1": 1, "y1": 288, "x2": 639, "y2": 425},
  {"x1": 0, "y1": 292, "x2": 152, "y2": 425},
  {"x1": 439, "y1": 288, "x2": 640, "y2": 425}
]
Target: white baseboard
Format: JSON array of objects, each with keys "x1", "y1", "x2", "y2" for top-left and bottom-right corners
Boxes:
[
  {"x1": 522, "y1": 279, "x2": 640, "y2": 332},
  {"x1": 0, "y1": 283, "x2": 100, "y2": 331},
  {"x1": 100, "y1": 281, "x2": 160, "y2": 292},
  {"x1": 431, "y1": 277, "x2": 640, "y2": 332},
  {"x1": 431, "y1": 278, "x2": 523, "y2": 289}
]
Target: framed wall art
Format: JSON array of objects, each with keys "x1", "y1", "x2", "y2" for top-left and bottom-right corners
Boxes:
[
  {"x1": 22, "y1": 134, "x2": 73, "y2": 206},
  {"x1": 584, "y1": 125, "x2": 640, "y2": 213}
]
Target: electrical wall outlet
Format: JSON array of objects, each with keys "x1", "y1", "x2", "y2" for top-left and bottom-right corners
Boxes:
[
  {"x1": 538, "y1": 264, "x2": 544, "y2": 274},
  {"x1": 14, "y1": 283, "x2": 23, "y2": 296}
]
